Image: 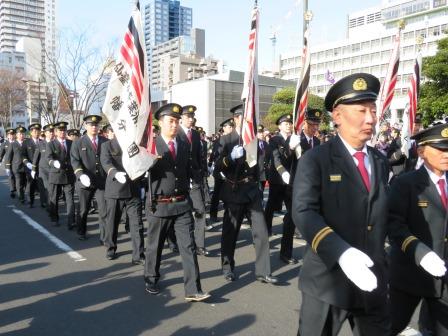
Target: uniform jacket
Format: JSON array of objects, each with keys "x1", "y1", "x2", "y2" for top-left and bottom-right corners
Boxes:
[
  {"x1": 300, "y1": 130, "x2": 321, "y2": 154},
  {"x1": 100, "y1": 138, "x2": 140, "y2": 199},
  {"x1": 46, "y1": 138, "x2": 75, "y2": 185},
  {"x1": 146, "y1": 136, "x2": 192, "y2": 217},
  {"x1": 23, "y1": 137, "x2": 40, "y2": 166},
  {"x1": 70, "y1": 135, "x2": 107, "y2": 189},
  {"x1": 200, "y1": 139, "x2": 209, "y2": 177},
  {"x1": 388, "y1": 166, "x2": 448, "y2": 298},
  {"x1": 4, "y1": 141, "x2": 28, "y2": 173},
  {"x1": 257, "y1": 139, "x2": 271, "y2": 182},
  {"x1": 387, "y1": 137, "x2": 406, "y2": 176},
  {"x1": 268, "y1": 134, "x2": 294, "y2": 185},
  {"x1": 177, "y1": 127, "x2": 202, "y2": 184},
  {"x1": 32, "y1": 140, "x2": 50, "y2": 173},
  {"x1": 292, "y1": 135, "x2": 390, "y2": 310},
  {"x1": 0, "y1": 140, "x2": 12, "y2": 163},
  {"x1": 215, "y1": 129, "x2": 260, "y2": 204},
  {"x1": 209, "y1": 138, "x2": 223, "y2": 179}
]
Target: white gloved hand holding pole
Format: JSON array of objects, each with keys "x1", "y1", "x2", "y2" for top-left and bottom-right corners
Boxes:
[
  {"x1": 338, "y1": 247, "x2": 378, "y2": 292},
  {"x1": 230, "y1": 145, "x2": 244, "y2": 160},
  {"x1": 115, "y1": 171, "x2": 127, "y2": 184},
  {"x1": 26, "y1": 162, "x2": 33, "y2": 170},
  {"x1": 6, "y1": 169, "x2": 11, "y2": 177},
  {"x1": 420, "y1": 251, "x2": 447, "y2": 277},
  {"x1": 80, "y1": 174, "x2": 91, "y2": 187},
  {"x1": 31, "y1": 171, "x2": 36, "y2": 179},
  {"x1": 53, "y1": 160, "x2": 61, "y2": 169},
  {"x1": 289, "y1": 134, "x2": 300, "y2": 150},
  {"x1": 281, "y1": 171, "x2": 290, "y2": 184}
]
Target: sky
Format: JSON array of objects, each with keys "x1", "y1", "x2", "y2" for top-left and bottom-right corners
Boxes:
[{"x1": 57, "y1": 0, "x2": 381, "y2": 72}]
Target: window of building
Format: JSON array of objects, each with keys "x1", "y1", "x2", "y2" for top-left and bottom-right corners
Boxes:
[
  {"x1": 416, "y1": 28, "x2": 427, "y2": 38},
  {"x1": 381, "y1": 50, "x2": 391, "y2": 61},
  {"x1": 351, "y1": 56, "x2": 360, "y2": 64},
  {"x1": 352, "y1": 43, "x2": 361, "y2": 52},
  {"x1": 361, "y1": 54, "x2": 370, "y2": 64},
  {"x1": 371, "y1": 39, "x2": 380, "y2": 48},
  {"x1": 429, "y1": 26, "x2": 440, "y2": 36},
  {"x1": 403, "y1": 31, "x2": 414, "y2": 42},
  {"x1": 361, "y1": 41, "x2": 370, "y2": 51},
  {"x1": 334, "y1": 47, "x2": 341, "y2": 56},
  {"x1": 343, "y1": 45, "x2": 351, "y2": 55},
  {"x1": 381, "y1": 36, "x2": 392, "y2": 46}
]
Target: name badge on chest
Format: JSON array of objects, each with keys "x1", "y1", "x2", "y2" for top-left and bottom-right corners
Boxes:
[{"x1": 329, "y1": 174, "x2": 342, "y2": 182}]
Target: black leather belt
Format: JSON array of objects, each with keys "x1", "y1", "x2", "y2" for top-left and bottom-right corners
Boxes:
[
  {"x1": 153, "y1": 195, "x2": 186, "y2": 203},
  {"x1": 225, "y1": 177, "x2": 254, "y2": 184}
]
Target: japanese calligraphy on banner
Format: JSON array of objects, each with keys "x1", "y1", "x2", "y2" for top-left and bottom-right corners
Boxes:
[{"x1": 102, "y1": 1, "x2": 157, "y2": 180}]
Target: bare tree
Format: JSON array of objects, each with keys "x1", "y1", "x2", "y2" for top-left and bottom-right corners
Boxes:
[{"x1": 0, "y1": 69, "x2": 26, "y2": 129}]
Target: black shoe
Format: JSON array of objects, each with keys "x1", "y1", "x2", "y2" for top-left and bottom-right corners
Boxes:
[
  {"x1": 145, "y1": 281, "x2": 160, "y2": 295},
  {"x1": 256, "y1": 275, "x2": 278, "y2": 284},
  {"x1": 280, "y1": 254, "x2": 298, "y2": 265},
  {"x1": 224, "y1": 272, "x2": 236, "y2": 282},
  {"x1": 41, "y1": 203, "x2": 46, "y2": 208},
  {"x1": 10, "y1": 192, "x2": 16, "y2": 199},
  {"x1": 170, "y1": 245, "x2": 179, "y2": 253},
  {"x1": 99, "y1": 240, "x2": 104, "y2": 246},
  {"x1": 196, "y1": 247, "x2": 210, "y2": 256},
  {"x1": 106, "y1": 250, "x2": 117, "y2": 260},
  {"x1": 185, "y1": 292, "x2": 211, "y2": 302},
  {"x1": 29, "y1": 202, "x2": 34, "y2": 208},
  {"x1": 67, "y1": 224, "x2": 75, "y2": 231},
  {"x1": 78, "y1": 235, "x2": 87, "y2": 241}
]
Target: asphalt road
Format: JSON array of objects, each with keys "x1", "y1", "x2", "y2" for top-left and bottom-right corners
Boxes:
[{"x1": 0, "y1": 170, "x2": 420, "y2": 336}]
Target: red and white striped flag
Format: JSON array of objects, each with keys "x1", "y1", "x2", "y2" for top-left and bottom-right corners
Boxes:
[
  {"x1": 102, "y1": 1, "x2": 157, "y2": 179},
  {"x1": 408, "y1": 54, "x2": 421, "y2": 134},
  {"x1": 293, "y1": 28, "x2": 310, "y2": 135},
  {"x1": 377, "y1": 30, "x2": 401, "y2": 123},
  {"x1": 241, "y1": 3, "x2": 259, "y2": 168}
]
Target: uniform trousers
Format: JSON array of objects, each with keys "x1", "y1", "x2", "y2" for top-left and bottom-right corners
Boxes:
[
  {"x1": 390, "y1": 285, "x2": 448, "y2": 335},
  {"x1": 264, "y1": 183, "x2": 287, "y2": 235},
  {"x1": 209, "y1": 176, "x2": 224, "y2": 218},
  {"x1": 13, "y1": 172, "x2": 26, "y2": 201},
  {"x1": 298, "y1": 293, "x2": 391, "y2": 336},
  {"x1": 202, "y1": 176, "x2": 211, "y2": 204},
  {"x1": 36, "y1": 170, "x2": 49, "y2": 206},
  {"x1": 49, "y1": 183, "x2": 75, "y2": 226},
  {"x1": 77, "y1": 187, "x2": 106, "y2": 240},
  {"x1": 8, "y1": 172, "x2": 16, "y2": 193},
  {"x1": 144, "y1": 210, "x2": 202, "y2": 296},
  {"x1": 25, "y1": 171, "x2": 37, "y2": 205},
  {"x1": 104, "y1": 197, "x2": 144, "y2": 261},
  {"x1": 190, "y1": 184, "x2": 206, "y2": 249},
  {"x1": 221, "y1": 195, "x2": 271, "y2": 277}
]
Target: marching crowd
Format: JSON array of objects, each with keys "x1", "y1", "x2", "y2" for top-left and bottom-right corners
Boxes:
[{"x1": 1, "y1": 72, "x2": 447, "y2": 335}]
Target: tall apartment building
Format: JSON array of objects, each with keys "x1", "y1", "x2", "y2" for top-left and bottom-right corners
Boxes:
[
  {"x1": 280, "y1": 0, "x2": 448, "y2": 120},
  {"x1": 143, "y1": 0, "x2": 192, "y2": 65}
]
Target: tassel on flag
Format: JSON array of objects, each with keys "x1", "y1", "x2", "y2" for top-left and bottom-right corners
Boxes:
[
  {"x1": 241, "y1": 2, "x2": 259, "y2": 168},
  {"x1": 293, "y1": 27, "x2": 310, "y2": 135},
  {"x1": 102, "y1": 1, "x2": 157, "y2": 179}
]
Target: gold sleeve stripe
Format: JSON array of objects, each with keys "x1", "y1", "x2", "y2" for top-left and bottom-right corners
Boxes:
[
  {"x1": 276, "y1": 165, "x2": 284, "y2": 171},
  {"x1": 22, "y1": 159, "x2": 27, "y2": 163},
  {"x1": 311, "y1": 227, "x2": 334, "y2": 253},
  {"x1": 401, "y1": 236, "x2": 418, "y2": 252},
  {"x1": 107, "y1": 167, "x2": 116, "y2": 175},
  {"x1": 74, "y1": 168, "x2": 84, "y2": 174},
  {"x1": 223, "y1": 157, "x2": 229, "y2": 168}
]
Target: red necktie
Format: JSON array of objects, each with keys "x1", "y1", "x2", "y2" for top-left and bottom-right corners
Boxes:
[
  {"x1": 187, "y1": 129, "x2": 192, "y2": 144},
  {"x1": 353, "y1": 151, "x2": 370, "y2": 192},
  {"x1": 168, "y1": 140, "x2": 176, "y2": 160},
  {"x1": 92, "y1": 138, "x2": 97, "y2": 152},
  {"x1": 438, "y1": 179, "x2": 447, "y2": 209}
]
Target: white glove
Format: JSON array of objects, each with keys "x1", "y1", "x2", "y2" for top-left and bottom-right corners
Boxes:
[
  {"x1": 115, "y1": 171, "x2": 127, "y2": 184},
  {"x1": 338, "y1": 247, "x2": 378, "y2": 292},
  {"x1": 80, "y1": 174, "x2": 91, "y2": 187},
  {"x1": 53, "y1": 160, "x2": 61, "y2": 169},
  {"x1": 31, "y1": 171, "x2": 36, "y2": 179},
  {"x1": 140, "y1": 188, "x2": 146, "y2": 200},
  {"x1": 289, "y1": 134, "x2": 300, "y2": 150},
  {"x1": 144, "y1": 171, "x2": 149, "y2": 178},
  {"x1": 5, "y1": 169, "x2": 11, "y2": 177},
  {"x1": 281, "y1": 171, "x2": 290, "y2": 184},
  {"x1": 230, "y1": 145, "x2": 244, "y2": 160},
  {"x1": 420, "y1": 251, "x2": 447, "y2": 277},
  {"x1": 26, "y1": 162, "x2": 33, "y2": 170}
]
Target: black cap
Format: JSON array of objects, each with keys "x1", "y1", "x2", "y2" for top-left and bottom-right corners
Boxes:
[
  {"x1": 28, "y1": 123, "x2": 42, "y2": 131},
  {"x1": 102, "y1": 124, "x2": 113, "y2": 133},
  {"x1": 83, "y1": 115, "x2": 102, "y2": 124},
  {"x1": 15, "y1": 126, "x2": 26, "y2": 133},
  {"x1": 324, "y1": 73, "x2": 380, "y2": 112},
  {"x1": 276, "y1": 114, "x2": 293, "y2": 125},
  {"x1": 220, "y1": 118, "x2": 234, "y2": 128},
  {"x1": 257, "y1": 124, "x2": 264, "y2": 132},
  {"x1": 305, "y1": 109, "x2": 323, "y2": 122},
  {"x1": 67, "y1": 129, "x2": 80, "y2": 136},
  {"x1": 6, "y1": 128, "x2": 15, "y2": 135},
  {"x1": 414, "y1": 114, "x2": 423, "y2": 124},
  {"x1": 411, "y1": 123, "x2": 448, "y2": 149},
  {"x1": 154, "y1": 103, "x2": 182, "y2": 120},
  {"x1": 197, "y1": 126, "x2": 203, "y2": 132},
  {"x1": 182, "y1": 105, "x2": 197, "y2": 115},
  {"x1": 54, "y1": 121, "x2": 68, "y2": 130},
  {"x1": 43, "y1": 124, "x2": 55, "y2": 132},
  {"x1": 230, "y1": 104, "x2": 244, "y2": 116}
]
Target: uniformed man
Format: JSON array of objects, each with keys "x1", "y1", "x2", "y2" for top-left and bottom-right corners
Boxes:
[
  {"x1": 256, "y1": 124, "x2": 271, "y2": 196},
  {"x1": 292, "y1": 73, "x2": 391, "y2": 335},
  {"x1": 100, "y1": 125, "x2": 144, "y2": 263},
  {"x1": 264, "y1": 114, "x2": 298, "y2": 264},
  {"x1": 4, "y1": 126, "x2": 28, "y2": 203},
  {"x1": 178, "y1": 105, "x2": 209, "y2": 256},
  {"x1": 32, "y1": 124, "x2": 55, "y2": 209},
  {"x1": 404, "y1": 113, "x2": 423, "y2": 172},
  {"x1": 387, "y1": 124, "x2": 406, "y2": 179},
  {"x1": 46, "y1": 122, "x2": 75, "y2": 228},
  {"x1": 300, "y1": 109, "x2": 322, "y2": 153},
  {"x1": 388, "y1": 123, "x2": 448, "y2": 335},
  {"x1": 216, "y1": 104, "x2": 278, "y2": 284},
  {"x1": 0, "y1": 128, "x2": 17, "y2": 198},
  {"x1": 23, "y1": 123, "x2": 42, "y2": 207},
  {"x1": 197, "y1": 126, "x2": 212, "y2": 206},
  {"x1": 144, "y1": 103, "x2": 210, "y2": 302},
  {"x1": 67, "y1": 129, "x2": 80, "y2": 141},
  {"x1": 209, "y1": 118, "x2": 234, "y2": 223},
  {"x1": 70, "y1": 115, "x2": 108, "y2": 241}
]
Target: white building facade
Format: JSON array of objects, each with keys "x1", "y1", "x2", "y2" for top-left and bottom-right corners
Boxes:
[{"x1": 280, "y1": 0, "x2": 448, "y2": 121}]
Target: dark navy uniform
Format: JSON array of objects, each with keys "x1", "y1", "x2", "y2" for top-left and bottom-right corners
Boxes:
[
  {"x1": 100, "y1": 138, "x2": 144, "y2": 262},
  {"x1": 23, "y1": 123, "x2": 41, "y2": 207},
  {"x1": 0, "y1": 132, "x2": 17, "y2": 198},
  {"x1": 32, "y1": 124, "x2": 54, "y2": 208},
  {"x1": 4, "y1": 127, "x2": 28, "y2": 203},
  {"x1": 70, "y1": 115, "x2": 107, "y2": 240},
  {"x1": 144, "y1": 103, "x2": 205, "y2": 299},
  {"x1": 388, "y1": 124, "x2": 448, "y2": 335}
]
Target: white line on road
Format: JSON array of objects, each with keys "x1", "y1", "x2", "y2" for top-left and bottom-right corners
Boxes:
[{"x1": 8, "y1": 205, "x2": 86, "y2": 262}]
